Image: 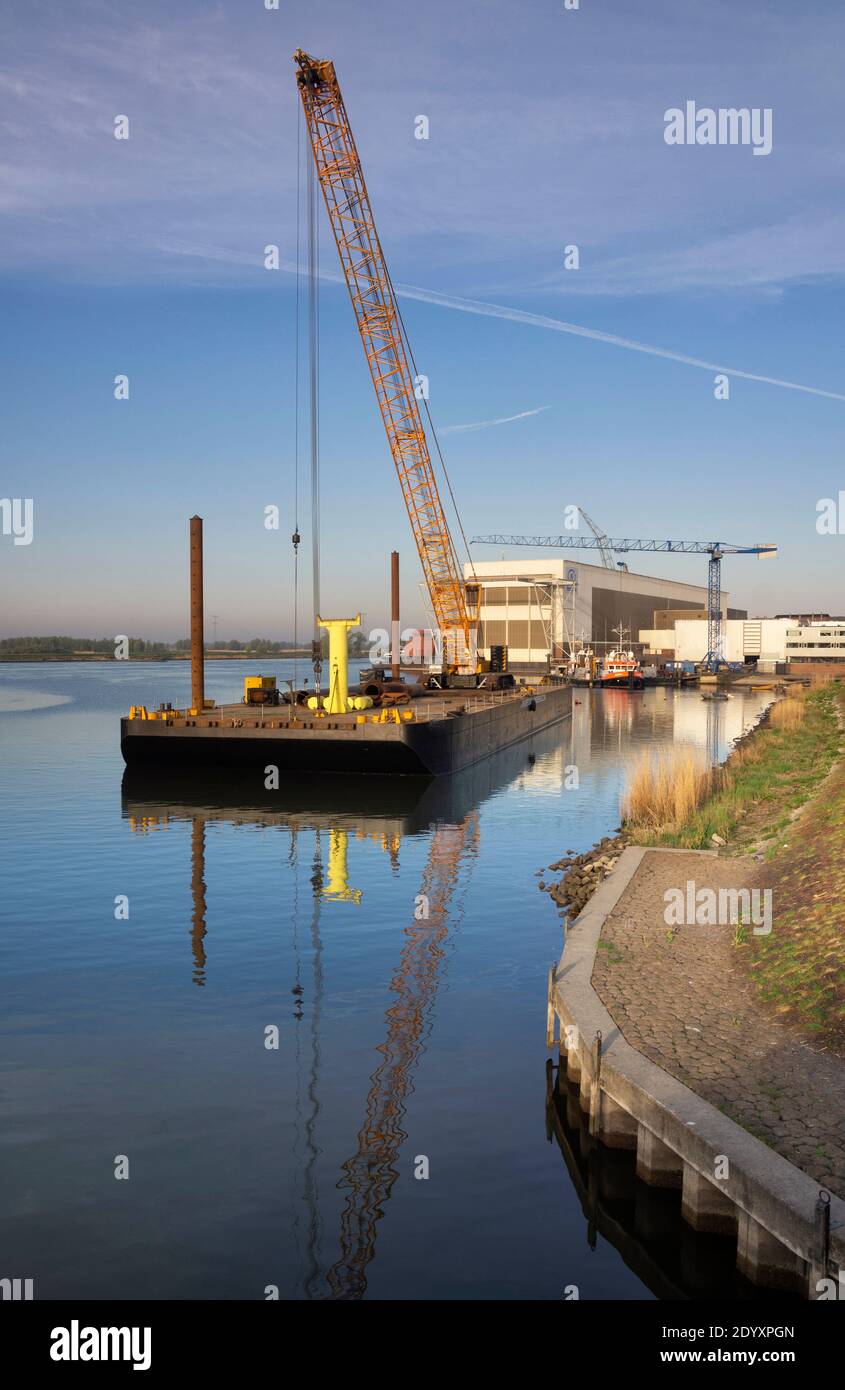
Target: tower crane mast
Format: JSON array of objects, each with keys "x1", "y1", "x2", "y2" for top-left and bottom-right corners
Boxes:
[{"x1": 294, "y1": 50, "x2": 477, "y2": 672}]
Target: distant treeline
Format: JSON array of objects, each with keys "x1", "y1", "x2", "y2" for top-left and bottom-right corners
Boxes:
[
  {"x1": 0, "y1": 636, "x2": 171, "y2": 656},
  {"x1": 0, "y1": 634, "x2": 369, "y2": 657},
  {"x1": 175, "y1": 638, "x2": 302, "y2": 653},
  {"x1": 192, "y1": 634, "x2": 370, "y2": 655}
]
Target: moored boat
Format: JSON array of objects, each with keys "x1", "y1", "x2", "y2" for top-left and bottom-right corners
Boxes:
[{"x1": 598, "y1": 650, "x2": 645, "y2": 690}]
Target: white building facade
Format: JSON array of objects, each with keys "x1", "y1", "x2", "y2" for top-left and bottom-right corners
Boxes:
[
  {"x1": 785, "y1": 621, "x2": 845, "y2": 663},
  {"x1": 639, "y1": 618, "x2": 845, "y2": 669}
]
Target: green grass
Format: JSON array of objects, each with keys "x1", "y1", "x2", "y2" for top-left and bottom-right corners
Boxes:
[
  {"x1": 596, "y1": 939, "x2": 624, "y2": 965},
  {"x1": 745, "y1": 686, "x2": 845, "y2": 1049}
]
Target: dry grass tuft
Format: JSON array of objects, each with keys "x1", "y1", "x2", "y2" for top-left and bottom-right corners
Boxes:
[
  {"x1": 622, "y1": 747, "x2": 714, "y2": 830},
  {"x1": 730, "y1": 738, "x2": 763, "y2": 768},
  {"x1": 769, "y1": 689, "x2": 807, "y2": 731}
]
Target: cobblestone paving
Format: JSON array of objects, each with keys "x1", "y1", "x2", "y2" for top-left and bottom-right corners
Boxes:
[{"x1": 591, "y1": 849, "x2": 845, "y2": 1197}]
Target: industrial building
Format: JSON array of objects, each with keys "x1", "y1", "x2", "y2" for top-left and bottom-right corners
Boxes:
[
  {"x1": 465, "y1": 558, "x2": 742, "y2": 664},
  {"x1": 639, "y1": 617, "x2": 845, "y2": 673}
]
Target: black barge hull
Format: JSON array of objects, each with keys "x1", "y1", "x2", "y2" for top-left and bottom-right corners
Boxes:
[{"x1": 120, "y1": 686, "x2": 572, "y2": 778}]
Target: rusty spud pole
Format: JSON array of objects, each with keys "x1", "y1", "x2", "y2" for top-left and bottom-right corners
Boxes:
[
  {"x1": 190, "y1": 516, "x2": 205, "y2": 714},
  {"x1": 390, "y1": 550, "x2": 400, "y2": 679}
]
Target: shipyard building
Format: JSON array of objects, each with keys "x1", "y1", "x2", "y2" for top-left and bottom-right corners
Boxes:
[{"x1": 465, "y1": 558, "x2": 743, "y2": 664}]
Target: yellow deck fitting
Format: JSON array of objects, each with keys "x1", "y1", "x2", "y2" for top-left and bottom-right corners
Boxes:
[
  {"x1": 316, "y1": 612, "x2": 362, "y2": 714},
  {"x1": 372, "y1": 707, "x2": 409, "y2": 725}
]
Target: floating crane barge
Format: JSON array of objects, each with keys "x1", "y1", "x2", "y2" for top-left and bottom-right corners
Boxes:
[
  {"x1": 120, "y1": 683, "x2": 571, "y2": 778},
  {"x1": 120, "y1": 515, "x2": 571, "y2": 777},
  {"x1": 121, "y1": 49, "x2": 572, "y2": 776}
]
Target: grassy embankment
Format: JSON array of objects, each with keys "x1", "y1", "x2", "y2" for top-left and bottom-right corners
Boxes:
[
  {"x1": 623, "y1": 685, "x2": 841, "y2": 852},
  {"x1": 621, "y1": 682, "x2": 845, "y2": 1046}
]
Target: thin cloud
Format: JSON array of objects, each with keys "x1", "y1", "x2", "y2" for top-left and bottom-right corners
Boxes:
[
  {"x1": 157, "y1": 240, "x2": 845, "y2": 404},
  {"x1": 439, "y1": 406, "x2": 550, "y2": 435},
  {"x1": 395, "y1": 283, "x2": 845, "y2": 404}
]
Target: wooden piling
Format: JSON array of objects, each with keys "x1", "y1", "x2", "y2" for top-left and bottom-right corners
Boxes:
[{"x1": 546, "y1": 966, "x2": 556, "y2": 1048}]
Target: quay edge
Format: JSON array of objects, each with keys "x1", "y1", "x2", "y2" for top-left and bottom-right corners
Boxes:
[{"x1": 550, "y1": 846, "x2": 845, "y2": 1297}]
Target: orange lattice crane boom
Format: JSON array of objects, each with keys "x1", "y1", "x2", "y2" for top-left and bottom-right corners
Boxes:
[{"x1": 294, "y1": 50, "x2": 478, "y2": 671}]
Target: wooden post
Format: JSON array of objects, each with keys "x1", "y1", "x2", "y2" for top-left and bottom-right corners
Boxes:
[
  {"x1": 546, "y1": 965, "x2": 556, "y2": 1048},
  {"x1": 589, "y1": 1030, "x2": 603, "y2": 1137}
]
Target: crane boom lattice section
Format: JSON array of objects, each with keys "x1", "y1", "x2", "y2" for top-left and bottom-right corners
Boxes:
[
  {"x1": 295, "y1": 51, "x2": 473, "y2": 662},
  {"x1": 471, "y1": 535, "x2": 777, "y2": 556}
]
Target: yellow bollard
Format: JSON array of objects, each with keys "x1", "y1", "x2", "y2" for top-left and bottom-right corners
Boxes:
[{"x1": 316, "y1": 613, "x2": 361, "y2": 715}]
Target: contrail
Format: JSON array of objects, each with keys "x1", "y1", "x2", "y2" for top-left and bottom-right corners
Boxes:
[
  {"x1": 156, "y1": 240, "x2": 845, "y2": 403},
  {"x1": 394, "y1": 282, "x2": 845, "y2": 403},
  {"x1": 439, "y1": 405, "x2": 550, "y2": 435}
]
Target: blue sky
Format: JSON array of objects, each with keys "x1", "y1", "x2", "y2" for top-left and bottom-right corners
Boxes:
[{"x1": 1, "y1": 0, "x2": 844, "y2": 638}]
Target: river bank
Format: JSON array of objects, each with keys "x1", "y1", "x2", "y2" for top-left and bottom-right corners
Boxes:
[
  {"x1": 545, "y1": 680, "x2": 845, "y2": 1201},
  {"x1": 545, "y1": 683, "x2": 845, "y2": 1045}
]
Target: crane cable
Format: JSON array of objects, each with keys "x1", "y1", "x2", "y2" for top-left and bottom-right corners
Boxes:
[
  {"x1": 307, "y1": 129, "x2": 321, "y2": 643},
  {"x1": 293, "y1": 101, "x2": 302, "y2": 689},
  {"x1": 372, "y1": 201, "x2": 476, "y2": 584},
  {"x1": 389, "y1": 276, "x2": 477, "y2": 586}
]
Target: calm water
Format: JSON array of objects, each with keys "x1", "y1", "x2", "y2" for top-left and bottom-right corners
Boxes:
[{"x1": 0, "y1": 662, "x2": 773, "y2": 1300}]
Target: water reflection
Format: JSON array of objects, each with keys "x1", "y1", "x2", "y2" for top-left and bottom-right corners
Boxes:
[
  {"x1": 545, "y1": 1064, "x2": 800, "y2": 1302},
  {"x1": 114, "y1": 688, "x2": 773, "y2": 1300},
  {"x1": 302, "y1": 828, "x2": 325, "y2": 1298},
  {"x1": 327, "y1": 812, "x2": 479, "y2": 1298},
  {"x1": 190, "y1": 819, "x2": 208, "y2": 987},
  {"x1": 583, "y1": 686, "x2": 763, "y2": 765},
  {"x1": 121, "y1": 733, "x2": 552, "y2": 1298}
]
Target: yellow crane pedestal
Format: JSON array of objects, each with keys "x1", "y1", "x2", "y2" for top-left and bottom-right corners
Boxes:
[{"x1": 317, "y1": 613, "x2": 361, "y2": 715}]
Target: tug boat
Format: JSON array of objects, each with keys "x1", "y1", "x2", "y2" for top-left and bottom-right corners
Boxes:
[{"x1": 599, "y1": 650, "x2": 645, "y2": 690}]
